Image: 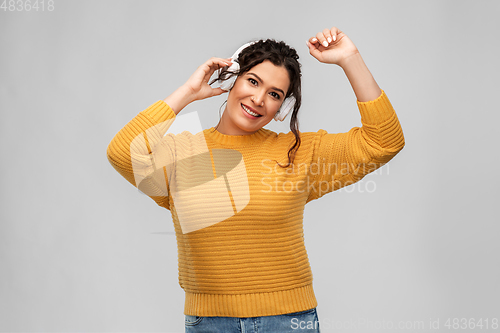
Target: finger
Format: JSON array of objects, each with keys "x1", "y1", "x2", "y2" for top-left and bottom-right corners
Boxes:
[
  {"x1": 205, "y1": 57, "x2": 231, "y2": 70},
  {"x1": 323, "y1": 28, "x2": 334, "y2": 44},
  {"x1": 308, "y1": 36, "x2": 320, "y2": 48},
  {"x1": 306, "y1": 39, "x2": 319, "y2": 51},
  {"x1": 306, "y1": 40, "x2": 313, "y2": 51},
  {"x1": 306, "y1": 39, "x2": 322, "y2": 61},
  {"x1": 215, "y1": 57, "x2": 232, "y2": 68},
  {"x1": 202, "y1": 61, "x2": 216, "y2": 83},
  {"x1": 211, "y1": 87, "x2": 228, "y2": 97},
  {"x1": 203, "y1": 58, "x2": 231, "y2": 82},
  {"x1": 330, "y1": 26, "x2": 340, "y2": 42},
  {"x1": 219, "y1": 58, "x2": 232, "y2": 67},
  {"x1": 316, "y1": 32, "x2": 329, "y2": 48}
]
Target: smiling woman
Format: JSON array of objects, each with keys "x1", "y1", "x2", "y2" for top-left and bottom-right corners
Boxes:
[
  {"x1": 106, "y1": 26, "x2": 405, "y2": 333},
  {"x1": 209, "y1": 39, "x2": 303, "y2": 168}
]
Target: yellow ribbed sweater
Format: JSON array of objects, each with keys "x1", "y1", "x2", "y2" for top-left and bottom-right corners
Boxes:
[{"x1": 106, "y1": 89, "x2": 405, "y2": 317}]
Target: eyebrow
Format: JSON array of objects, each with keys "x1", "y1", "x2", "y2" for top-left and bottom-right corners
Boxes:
[{"x1": 247, "y1": 73, "x2": 286, "y2": 97}]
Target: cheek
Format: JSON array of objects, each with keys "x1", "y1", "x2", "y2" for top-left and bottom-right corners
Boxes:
[
  {"x1": 268, "y1": 99, "x2": 283, "y2": 112},
  {"x1": 228, "y1": 85, "x2": 245, "y2": 102},
  {"x1": 234, "y1": 81, "x2": 251, "y2": 96}
]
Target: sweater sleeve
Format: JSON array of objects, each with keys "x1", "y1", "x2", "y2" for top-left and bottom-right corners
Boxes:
[
  {"x1": 106, "y1": 100, "x2": 177, "y2": 210},
  {"x1": 305, "y1": 90, "x2": 405, "y2": 203}
]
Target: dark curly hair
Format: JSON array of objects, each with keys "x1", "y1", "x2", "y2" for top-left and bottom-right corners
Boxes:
[{"x1": 210, "y1": 39, "x2": 302, "y2": 168}]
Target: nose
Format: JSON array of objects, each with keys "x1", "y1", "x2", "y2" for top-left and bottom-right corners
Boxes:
[{"x1": 252, "y1": 89, "x2": 266, "y2": 107}]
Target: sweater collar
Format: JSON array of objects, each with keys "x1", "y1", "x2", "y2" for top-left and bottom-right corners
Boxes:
[{"x1": 204, "y1": 127, "x2": 271, "y2": 146}]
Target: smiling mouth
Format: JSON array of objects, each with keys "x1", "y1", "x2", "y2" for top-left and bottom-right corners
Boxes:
[{"x1": 241, "y1": 104, "x2": 262, "y2": 117}]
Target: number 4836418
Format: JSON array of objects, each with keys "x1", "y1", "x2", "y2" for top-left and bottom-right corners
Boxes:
[
  {"x1": 444, "y1": 318, "x2": 498, "y2": 330},
  {"x1": 1, "y1": 0, "x2": 54, "y2": 11}
]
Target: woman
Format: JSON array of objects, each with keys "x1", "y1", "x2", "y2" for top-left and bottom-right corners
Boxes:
[{"x1": 106, "y1": 26, "x2": 405, "y2": 333}]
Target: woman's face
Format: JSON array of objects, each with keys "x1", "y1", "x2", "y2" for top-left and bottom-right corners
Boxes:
[{"x1": 217, "y1": 60, "x2": 290, "y2": 136}]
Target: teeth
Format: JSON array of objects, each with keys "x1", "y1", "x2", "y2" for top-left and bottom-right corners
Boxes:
[{"x1": 242, "y1": 104, "x2": 260, "y2": 117}]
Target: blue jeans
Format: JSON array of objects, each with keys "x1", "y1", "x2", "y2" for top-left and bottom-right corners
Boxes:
[{"x1": 185, "y1": 308, "x2": 321, "y2": 333}]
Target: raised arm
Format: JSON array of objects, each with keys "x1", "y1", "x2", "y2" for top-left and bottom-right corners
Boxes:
[
  {"x1": 106, "y1": 57, "x2": 232, "y2": 209},
  {"x1": 304, "y1": 27, "x2": 405, "y2": 202}
]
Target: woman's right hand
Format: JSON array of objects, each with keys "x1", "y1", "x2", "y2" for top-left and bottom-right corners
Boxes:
[
  {"x1": 183, "y1": 57, "x2": 233, "y2": 102},
  {"x1": 164, "y1": 57, "x2": 232, "y2": 115}
]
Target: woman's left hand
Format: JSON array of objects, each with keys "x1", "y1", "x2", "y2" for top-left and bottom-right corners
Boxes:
[{"x1": 306, "y1": 27, "x2": 359, "y2": 67}]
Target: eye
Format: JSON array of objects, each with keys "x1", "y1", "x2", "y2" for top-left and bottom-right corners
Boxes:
[
  {"x1": 248, "y1": 78, "x2": 258, "y2": 85},
  {"x1": 270, "y1": 92, "x2": 281, "y2": 99}
]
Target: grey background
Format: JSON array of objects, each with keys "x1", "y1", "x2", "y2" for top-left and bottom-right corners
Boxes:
[{"x1": 1, "y1": 0, "x2": 499, "y2": 332}]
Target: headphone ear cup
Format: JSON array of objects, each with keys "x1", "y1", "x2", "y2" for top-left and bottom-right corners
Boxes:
[
  {"x1": 274, "y1": 95, "x2": 296, "y2": 121},
  {"x1": 219, "y1": 63, "x2": 237, "y2": 91},
  {"x1": 218, "y1": 41, "x2": 256, "y2": 91}
]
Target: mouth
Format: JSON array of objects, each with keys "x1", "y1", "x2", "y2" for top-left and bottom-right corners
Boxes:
[{"x1": 241, "y1": 104, "x2": 262, "y2": 118}]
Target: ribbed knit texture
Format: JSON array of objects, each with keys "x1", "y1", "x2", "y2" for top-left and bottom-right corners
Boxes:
[{"x1": 106, "y1": 89, "x2": 405, "y2": 317}]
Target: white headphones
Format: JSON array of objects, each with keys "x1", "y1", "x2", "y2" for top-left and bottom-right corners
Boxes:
[{"x1": 215, "y1": 42, "x2": 296, "y2": 122}]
